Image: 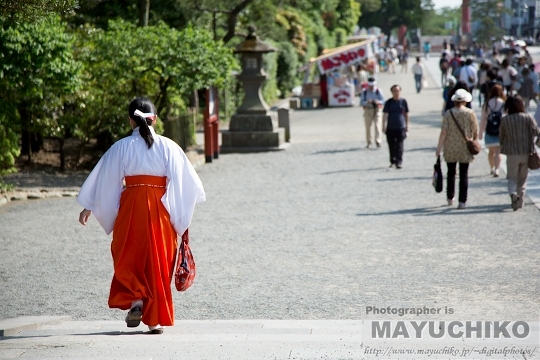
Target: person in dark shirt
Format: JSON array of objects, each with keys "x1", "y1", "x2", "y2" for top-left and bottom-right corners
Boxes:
[
  {"x1": 383, "y1": 84, "x2": 409, "y2": 169},
  {"x1": 439, "y1": 53, "x2": 450, "y2": 87}
]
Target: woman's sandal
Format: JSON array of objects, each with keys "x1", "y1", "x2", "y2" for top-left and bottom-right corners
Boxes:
[
  {"x1": 145, "y1": 328, "x2": 164, "y2": 335},
  {"x1": 125, "y1": 306, "x2": 142, "y2": 328}
]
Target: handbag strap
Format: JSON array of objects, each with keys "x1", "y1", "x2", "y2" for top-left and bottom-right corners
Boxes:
[{"x1": 449, "y1": 109, "x2": 470, "y2": 141}]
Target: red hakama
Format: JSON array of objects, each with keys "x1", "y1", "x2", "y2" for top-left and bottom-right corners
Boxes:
[{"x1": 108, "y1": 175, "x2": 177, "y2": 327}]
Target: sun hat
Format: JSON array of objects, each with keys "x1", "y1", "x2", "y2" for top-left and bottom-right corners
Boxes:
[
  {"x1": 367, "y1": 77, "x2": 377, "y2": 86},
  {"x1": 451, "y1": 88, "x2": 472, "y2": 103}
]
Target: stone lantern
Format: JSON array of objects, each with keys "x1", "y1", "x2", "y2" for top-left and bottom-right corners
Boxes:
[{"x1": 222, "y1": 25, "x2": 286, "y2": 151}]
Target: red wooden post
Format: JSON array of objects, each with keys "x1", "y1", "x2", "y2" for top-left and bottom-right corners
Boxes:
[
  {"x1": 204, "y1": 86, "x2": 219, "y2": 163},
  {"x1": 213, "y1": 89, "x2": 219, "y2": 159}
]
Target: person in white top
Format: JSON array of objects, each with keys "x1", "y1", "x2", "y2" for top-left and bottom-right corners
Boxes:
[
  {"x1": 77, "y1": 97, "x2": 205, "y2": 334},
  {"x1": 459, "y1": 59, "x2": 477, "y2": 91},
  {"x1": 497, "y1": 59, "x2": 518, "y2": 95},
  {"x1": 411, "y1": 56, "x2": 424, "y2": 93}
]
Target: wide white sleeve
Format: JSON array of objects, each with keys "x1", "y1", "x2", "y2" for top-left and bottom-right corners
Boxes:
[
  {"x1": 76, "y1": 146, "x2": 124, "y2": 235},
  {"x1": 162, "y1": 144, "x2": 206, "y2": 236}
]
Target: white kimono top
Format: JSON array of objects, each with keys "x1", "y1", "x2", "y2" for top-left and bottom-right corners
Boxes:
[{"x1": 77, "y1": 127, "x2": 206, "y2": 235}]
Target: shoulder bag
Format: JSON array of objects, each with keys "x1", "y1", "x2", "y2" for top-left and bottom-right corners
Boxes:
[
  {"x1": 175, "y1": 229, "x2": 196, "y2": 292},
  {"x1": 449, "y1": 110, "x2": 481, "y2": 155},
  {"x1": 529, "y1": 131, "x2": 540, "y2": 170}
]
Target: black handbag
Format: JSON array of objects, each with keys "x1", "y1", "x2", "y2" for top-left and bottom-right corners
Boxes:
[{"x1": 433, "y1": 156, "x2": 443, "y2": 193}]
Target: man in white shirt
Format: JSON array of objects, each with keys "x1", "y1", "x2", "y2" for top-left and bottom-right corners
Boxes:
[
  {"x1": 459, "y1": 58, "x2": 477, "y2": 90},
  {"x1": 411, "y1": 56, "x2": 424, "y2": 93},
  {"x1": 360, "y1": 77, "x2": 386, "y2": 148}
]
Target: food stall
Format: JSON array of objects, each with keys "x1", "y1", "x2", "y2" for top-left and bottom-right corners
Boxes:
[{"x1": 301, "y1": 38, "x2": 377, "y2": 108}]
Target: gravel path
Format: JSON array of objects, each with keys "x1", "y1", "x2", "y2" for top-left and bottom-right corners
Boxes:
[{"x1": 1, "y1": 62, "x2": 538, "y2": 323}]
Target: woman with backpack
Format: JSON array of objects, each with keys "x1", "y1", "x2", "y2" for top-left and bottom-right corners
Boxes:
[{"x1": 479, "y1": 84, "x2": 505, "y2": 177}]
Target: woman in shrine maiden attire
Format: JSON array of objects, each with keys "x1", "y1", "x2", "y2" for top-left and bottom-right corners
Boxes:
[{"x1": 77, "y1": 97, "x2": 205, "y2": 334}]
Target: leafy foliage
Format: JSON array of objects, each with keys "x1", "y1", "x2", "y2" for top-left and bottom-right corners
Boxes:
[
  {"x1": 276, "y1": 41, "x2": 300, "y2": 97},
  {"x1": 421, "y1": 6, "x2": 460, "y2": 36},
  {"x1": 73, "y1": 20, "x2": 237, "y2": 143},
  {"x1": 0, "y1": 15, "x2": 81, "y2": 166},
  {"x1": 0, "y1": 0, "x2": 78, "y2": 21},
  {"x1": 0, "y1": 100, "x2": 20, "y2": 173},
  {"x1": 359, "y1": 0, "x2": 425, "y2": 40},
  {"x1": 471, "y1": 0, "x2": 509, "y2": 43}
]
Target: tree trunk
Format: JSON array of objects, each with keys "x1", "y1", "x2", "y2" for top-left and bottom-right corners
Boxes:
[
  {"x1": 76, "y1": 139, "x2": 86, "y2": 169},
  {"x1": 138, "y1": 0, "x2": 150, "y2": 27},
  {"x1": 59, "y1": 137, "x2": 66, "y2": 173},
  {"x1": 212, "y1": 12, "x2": 217, "y2": 40},
  {"x1": 18, "y1": 105, "x2": 40, "y2": 163}
]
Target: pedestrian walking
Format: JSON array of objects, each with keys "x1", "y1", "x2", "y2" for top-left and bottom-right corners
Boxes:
[
  {"x1": 479, "y1": 84, "x2": 505, "y2": 177},
  {"x1": 527, "y1": 64, "x2": 539, "y2": 106},
  {"x1": 443, "y1": 76, "x2": 456, "y2": 101},
  {"x1": 386, "y1": 48, "x2": 396, "y2": 74},
  {"x1": 477, "y1": 62, "x2": 489, "y2": 107},
  {"x1": 450, "y1": 52, "x2": 461, "y2": 74},
  {"x1": 436, "y1": 89, "x2": 479, "y2": 209},
  {"x1": 360, "y1": 77, "x2": 385, "y2": 148},
  {"x1": 411, "y1": 57, "x2": 424, "y2": 93},
  {"x1": 77, "y1": 97, "x2": 206, "y2": 334},
  {"x1": 459, "y1": 58, "x2": 477, "y2": 91},
  {"x1": 499, "y1": 95, "x2": 540, "y2": 210},
  {"x1": 480, "y1": 69, "x2": 502, "y2": 107},
  {"x1": 497, "y1": 59, "x2": 518, "y2": 95},
  {"x1": 383, "y1": 85, "x2": 409, "y2": 169},
  {"x1": 423, "y1": 41, "x2": 431, "y2": 59},
  {"x1": 400, "y1": 50, "x2": 409, "y2": 73},
  {"x1": 440, "y1": 53, "x2": 450, "y2": 87},
  {"x1": 517, "y1": 68, "x2": 534, "y2": 111}
]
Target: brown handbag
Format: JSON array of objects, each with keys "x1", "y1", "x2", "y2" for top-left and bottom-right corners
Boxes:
[
  {"x1": 528, "y1": 152, "x2": 540, "y2": 170},
  {"x1": 529, "y1": 136, "x2": 540, "y2": 170},
  {"x1": 449, "y1": 110, "x2": 481, "y2": 155}
]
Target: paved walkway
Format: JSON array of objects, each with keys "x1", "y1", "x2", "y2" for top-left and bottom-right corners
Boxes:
[{"x1": 1, "y1": 56, "x2": 539, "y2": 359}]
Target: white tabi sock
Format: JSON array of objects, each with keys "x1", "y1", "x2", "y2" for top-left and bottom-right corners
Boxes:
[{"x1": 131, "y1": 300, "x2": 143, "y2": 309}]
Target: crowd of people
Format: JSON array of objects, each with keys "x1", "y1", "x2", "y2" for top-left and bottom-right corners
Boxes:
[
  {"x1": 436, "y1": 42, "x2": 540, "y2": 211},
  {"x1": 361, "y1": 41, "x2": 540, "y2": 211}
]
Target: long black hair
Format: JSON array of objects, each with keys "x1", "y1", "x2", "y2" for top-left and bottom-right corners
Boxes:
[{"x1": 128, "y1": 97, "x2": 155, "y2": 149}]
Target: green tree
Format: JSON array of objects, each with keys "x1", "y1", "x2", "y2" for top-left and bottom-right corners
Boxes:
[
  {"x1": 0, "y1": 0, "x2": 78, "y2": 21},
  {"x1": 357, "y1": 0, "x2": 381, "y2": 13},
  {"x1": 73, "y1": 20, "x2": 237, "y2": 151},
  {"x1": 471, "y1": 0, "x2": 509, "y2": 43},
  {"x1": 421, "y1": 6, "x2": 460, "y2": 36},
  {"x1": 0, "y1": 15, "x2": 81, "y2": 167},
  {"x1": 359, "y1": 0, "x2": 425, "y2": 43},
  {"x1": 0, "y1": 101, "x2": 19, "y2": 174},
  {"x1": 276, "y1": 41, "x2": 300, "y2": 97}
]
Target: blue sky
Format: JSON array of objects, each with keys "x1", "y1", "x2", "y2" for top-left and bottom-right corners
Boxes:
[{"x1": 432, "y1": 0, "x2": 461, "y2": 9}]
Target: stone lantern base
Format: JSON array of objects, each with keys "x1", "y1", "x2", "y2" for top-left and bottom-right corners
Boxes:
[{"x1": 221, "y1": 113, "x2": 286, "y2": 152}]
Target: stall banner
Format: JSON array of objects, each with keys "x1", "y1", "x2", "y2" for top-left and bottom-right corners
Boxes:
[
  {"x1": 328, "y1": 84, "x2": 355, "y2": 107},
  {"x1": 317, "y1": 43, "x2": 373, "y2": 74}
]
